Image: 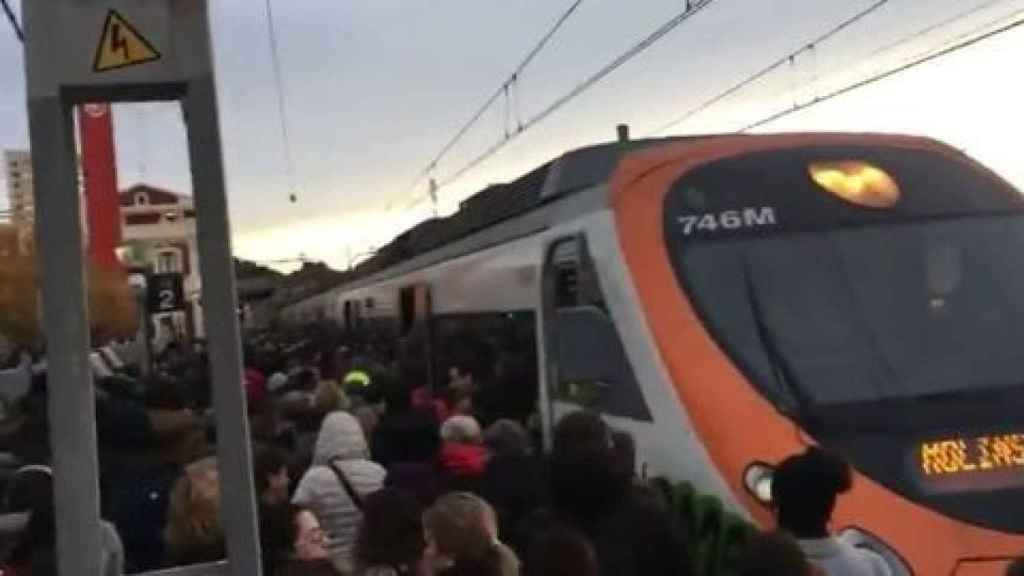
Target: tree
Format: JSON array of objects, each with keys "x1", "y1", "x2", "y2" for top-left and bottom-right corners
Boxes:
[{"x1": 0, "y1": 225, "x2": 139, "y2": 347}]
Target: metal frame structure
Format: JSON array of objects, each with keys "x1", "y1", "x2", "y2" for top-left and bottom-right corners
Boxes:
[{"x1": 22, "y1": 2, "x2": 259, "y2": 575}]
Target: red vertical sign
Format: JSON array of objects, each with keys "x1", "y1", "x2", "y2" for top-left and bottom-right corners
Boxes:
[{"x1": 78, "y1": 103, "x2": 122, "y2": 270}]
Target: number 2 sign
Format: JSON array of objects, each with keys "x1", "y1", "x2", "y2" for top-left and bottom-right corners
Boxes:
[{"x1": 147, "y1": 273, "x2": 185, "y2": 313}]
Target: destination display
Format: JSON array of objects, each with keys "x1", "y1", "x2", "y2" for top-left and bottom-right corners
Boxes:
[{"x1": 916, "y1": 433, "x2": 1024, "y2": 494}]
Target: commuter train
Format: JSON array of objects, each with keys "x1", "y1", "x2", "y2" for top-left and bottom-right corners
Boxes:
[{"x1": 282, "y1": 133, "x2": 1024, "y2": 574}]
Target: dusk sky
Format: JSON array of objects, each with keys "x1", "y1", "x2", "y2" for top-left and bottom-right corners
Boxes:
[{"x1": 1, "y1": 0, "x2": 1023, "y2": 270}]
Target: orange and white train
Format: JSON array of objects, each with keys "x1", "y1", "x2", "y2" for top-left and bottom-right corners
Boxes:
[{"x1": 282, "y1": 132, "x2": 1024, "y2": 574}]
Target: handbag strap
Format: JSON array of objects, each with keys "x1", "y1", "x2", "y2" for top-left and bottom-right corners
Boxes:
[{"x1": 327, "y1": 459, "x2": 364, "y2": 510}]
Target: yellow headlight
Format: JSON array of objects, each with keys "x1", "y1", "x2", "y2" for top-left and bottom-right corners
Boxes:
[{"x1": 808, "y1": 161, "x2": 901, "y2": 208}]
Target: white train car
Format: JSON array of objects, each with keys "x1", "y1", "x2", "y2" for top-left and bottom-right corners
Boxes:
[{"x1": 281, "y1": 133, "x2": 1024, "y2": 574}]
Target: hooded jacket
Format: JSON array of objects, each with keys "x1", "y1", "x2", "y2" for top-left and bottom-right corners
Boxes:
[{"x1": 293, "y1": 412, "x2": 386, "y2": 574}]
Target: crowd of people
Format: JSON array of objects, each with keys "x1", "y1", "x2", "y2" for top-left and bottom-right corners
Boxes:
[{"x1": 0, "y1": 326, "x2": 1020, "y2": 576}]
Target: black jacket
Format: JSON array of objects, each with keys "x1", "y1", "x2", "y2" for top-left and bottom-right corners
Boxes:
[
  {"x1": 548, "y1": 456, "x2": 691, "y2": 576},
  {"x1": 481, "y1": 452, "x2": 548, "y2": 555},
  {"x1": 371, "y1": 410, "x2": 439, "y2": 467}
]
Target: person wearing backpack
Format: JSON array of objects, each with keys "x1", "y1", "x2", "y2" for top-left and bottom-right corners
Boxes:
[{"x1": 294, "y1": 412, "x2": 386, "y2": 574}]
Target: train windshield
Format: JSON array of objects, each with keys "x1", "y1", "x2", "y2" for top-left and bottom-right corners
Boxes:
[
  {"x1": 677, "y1": 215, "x2": 1024, "y2": 408},
  {"x1": 664, "y1": 145, "x2": 1024, "y2": 413}
]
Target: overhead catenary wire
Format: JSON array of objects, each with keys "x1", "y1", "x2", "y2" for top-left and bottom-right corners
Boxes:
[
  {"x1": 430, "y1": 0, "x2": 720, "y2": 192},
  {"x1": 404, "y1": 0, "x2": 586, "y2": 200},
  {"x1": 756, "y1": 0, "x2": 1016, "y2": 108},
  {"x1": 742, "y1": 9, "x2": 1024, "y2": 131},
  {"x1": 863, "y1": 0, "x2": 1013, "y2": 62},
  {"x1": 263, "y1": 0, "x2": 300, "y2": 204},
  {"x1": 652, "y1": 0, "x2": 1017, "y2": 137},
  {"x1": 649, "y1": 0, "x2": 892, "y2": 137},
  {"x1": 1, "y1": 0, "x2": 23, "y2": 43}
]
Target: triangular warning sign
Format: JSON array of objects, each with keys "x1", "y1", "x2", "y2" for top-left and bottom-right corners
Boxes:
[{"x1": 93, "y1": 10, "x2": 161, "y2": 73}]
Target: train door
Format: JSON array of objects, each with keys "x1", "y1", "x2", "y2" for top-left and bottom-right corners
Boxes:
[
  {"x1": 541, "y1": 234, "x2": 653, "y2": 465},
  {"x1": 343, "y1": 300, "x2": 353, "y2": 332},
  {"x1": 399, "y1": 283, "x2": 435, "y2": 389}
]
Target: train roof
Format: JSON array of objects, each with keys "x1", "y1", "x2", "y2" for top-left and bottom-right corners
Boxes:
[
  {"x1": 348, "y1": 136, "x2": 699, "y2": 278},
  {"x1": 278, "y1": 134, "x2": 736, "y2": 310}
]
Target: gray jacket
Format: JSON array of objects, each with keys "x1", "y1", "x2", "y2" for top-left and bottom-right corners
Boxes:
[{"x1": 294, "y1": 412, "x2": 386, "y2": 575}]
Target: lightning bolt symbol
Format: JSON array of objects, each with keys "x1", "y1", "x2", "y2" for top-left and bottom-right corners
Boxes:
[{"x1": 110, "y1": 23, "x2": 130, "y2": 60}]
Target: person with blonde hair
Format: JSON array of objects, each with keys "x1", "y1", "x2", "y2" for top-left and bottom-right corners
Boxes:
[
  {"x1": 439, "y1": 415, "x2": 482, "y2": 445},
  {"x1": 423, "y1": 492, "x2": 519, "y2": 576},
  {"x1": 165, "y1": 456, "x2": 224, "y2": 565}
]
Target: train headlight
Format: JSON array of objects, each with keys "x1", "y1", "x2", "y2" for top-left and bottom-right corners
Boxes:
[
  {"x1": 809, "y1": 161, "x2": 900, "y2": 208},
  {"x1": 743, "y1": 462, "x2": 775, "y2": 505},
  {"x1": 838, "y1": 527, "x2": 913, "y2": 576}
]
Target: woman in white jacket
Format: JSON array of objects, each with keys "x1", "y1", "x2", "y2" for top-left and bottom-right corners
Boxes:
[
  {"x1": 294, "y1": 411, "x2": 386, "y2": 574},
  {"x1": 773, "y1": 448, "x2": 892, "y2": 576}
]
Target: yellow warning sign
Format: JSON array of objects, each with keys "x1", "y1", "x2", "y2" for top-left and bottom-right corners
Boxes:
[{"x1": 93, "y1": 10, "x2": 161, "y2": 73}]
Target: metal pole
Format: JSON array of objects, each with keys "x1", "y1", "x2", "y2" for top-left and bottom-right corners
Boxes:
[
  {"x1": 182, "y1": 76, "x2": 262, "y2": 576},
  {"x1": 28, "y1": 98, "x2": 103, "y2": 576},
  {"x1": 136, "y1": 285, "x2": 152, "y2": 377}
]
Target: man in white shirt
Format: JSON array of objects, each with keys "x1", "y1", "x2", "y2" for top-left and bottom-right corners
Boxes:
[{"x1": 772, "y1": 448, "x2": 893, "y2": 576}]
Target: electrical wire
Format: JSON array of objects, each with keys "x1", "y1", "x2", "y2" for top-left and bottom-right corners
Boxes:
[
  {"x1": 864, "y1": 0, "x2": 1012, "y2": 61},
  {"x1": 263, "y1": 0, "x2": 300, "y2": 204},
  {"x1": 404, "y1": 0, "x2": 586, "y2": 198},
  {"x1": 653, "y1": 0, "x2": 1017, "y2": 137},
  {"x1": 1, "y1": 0, "x2": 22, "y2": 43},
  {"x1": 742, "y1": 10, "x2": 1024, "y2": 131},
  {"x1": 431, "y1": 0, "x2": 720, "y2": 192},
  {"x1": 649, "y1": 0, "x2": 892, "y2": 136}
]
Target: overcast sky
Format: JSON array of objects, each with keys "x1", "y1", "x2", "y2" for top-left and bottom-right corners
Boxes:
[{"x1": 1, "y1": 0, "x2": 1023, "y2": 270}]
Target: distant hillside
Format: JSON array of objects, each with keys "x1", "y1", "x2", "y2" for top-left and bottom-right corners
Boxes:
[
  {"x1": 234, "y1": 258, "x2": 285, "y2": 280},
  {"x1": 270, "y1": 261, "x2": 350, "y2": 306}
]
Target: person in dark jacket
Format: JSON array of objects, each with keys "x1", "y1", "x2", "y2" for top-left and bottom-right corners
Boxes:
[
  {"x1": 524, "y1": 523, "x2": 598, "y2": 576},
  {"x1": 353, "y1": 489, "x2": 426, "y2": 576},
  {"x1": 548, "y1": 411, "x2": 691, "y2": 576},
  {"x1": 481, "y1": 420, "x2": 546, "y2": 555},
  {"x1": 371, "y1": 378, "x2": 438, "y2": 468},
  {"x1": 3, "y1": 466, "x2": 124, "y2": 576},
  {"x1": 254, "y1": 444, "x2": 293, "y2": 576}
]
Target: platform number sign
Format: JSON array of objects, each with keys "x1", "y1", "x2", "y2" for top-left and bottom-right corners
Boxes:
[{"x1": 147, "y1": 273, "x2": 185, "y2": 313}]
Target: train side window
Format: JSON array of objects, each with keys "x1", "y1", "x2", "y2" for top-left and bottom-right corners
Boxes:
[
  {"x1": 550, "y1": 236, "x2": 606, "y2": 311},
  {"x1": 544, "y1": 236, "x2": 652, "y2": 421},
  {"x1": 353, "y1": 300, "x2": 364, "y2": 329}
]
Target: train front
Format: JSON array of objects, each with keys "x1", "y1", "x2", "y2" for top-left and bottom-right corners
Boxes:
[{"x1": 614, "y1": 133, "x2": 1024, "y2": 575}]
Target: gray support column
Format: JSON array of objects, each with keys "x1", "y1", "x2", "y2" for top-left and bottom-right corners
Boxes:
[
  {"x1": 182, "y1": 76, "x2": 261, "y2": 576},
  {"x1": 28, "y1": 97, "x2": 103, "y2": 576}
]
